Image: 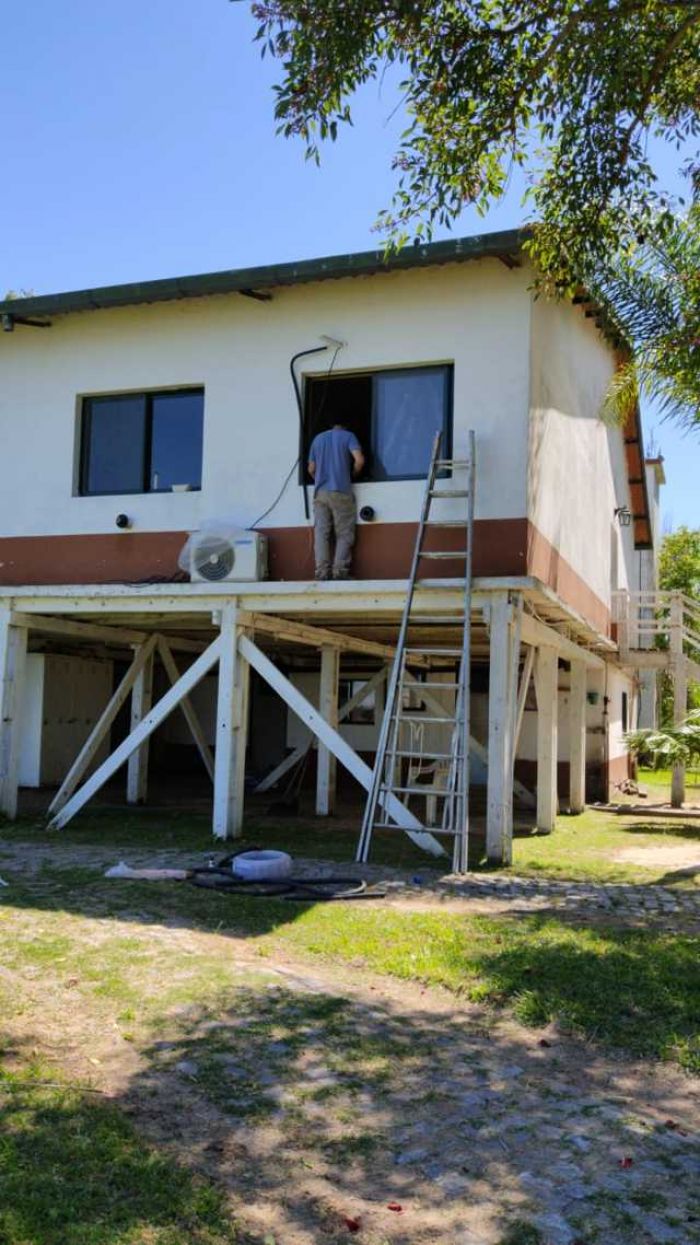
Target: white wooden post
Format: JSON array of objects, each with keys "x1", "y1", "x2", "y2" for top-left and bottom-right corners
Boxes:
[
  {"x1": 568, "y1": 659, "x2": 587, "y2": 813},
  {"x1": 126, "y1": 644, "x2": 154, "y2": 805},
  {"x1": 48, "y1": 635, "x2": 223, "y2": 830},
  {"x1": 316, "y1": 646, "x2": 339, "y2": 815},
  {"x1": 213, "y1": 604, "x2": 250, "y2": 840},
  {"x1": 48, "y1": 633, "x2": 159, "y2": 816},
  {"x1": 486, "y1": 592, "x2": 520, "y2": 864},
  {"x1": 670, "y1": 593, "x2": 686, "y2": 808},
  {"x1": 0, "y1": 611, "x2": 28, "y2": 820},
  {"x1": 534, "y1": 646, "x2": 559, "y2": 833}
]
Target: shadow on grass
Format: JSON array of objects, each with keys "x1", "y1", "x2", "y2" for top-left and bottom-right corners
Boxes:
[
  {"x1": 10, "y1": 964, "x2": 697, "y2": 1245},
  {"x1": 463, "y1": 915, "x2": 700, "y2": 1071},
  {"x1": 2, "y1": 917, "x2": 700, "y2": 1241},
  {"x1": 618, "y1": 821, "x2": 700, "y2": 843},
  {"x1": 0, "y1": 1043, "x2": 246, "y2": 1245}
]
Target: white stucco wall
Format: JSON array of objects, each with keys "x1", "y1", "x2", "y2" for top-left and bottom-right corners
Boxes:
[
  {"x1": 0, "y1": 260, "x2": 531, "y2": 539},
  {"x1": 529, "y1": 297, "x2": 637, "y2": 608}
]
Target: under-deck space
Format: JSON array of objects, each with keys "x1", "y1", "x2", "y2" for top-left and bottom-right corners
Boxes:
[{"x1": 0, "y1": 576, "x2": 614, "y2": 869}]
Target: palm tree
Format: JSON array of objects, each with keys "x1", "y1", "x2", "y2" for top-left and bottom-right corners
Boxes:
[{"x1": 594, "y1": 206, "x2": 699, "y2": 431}]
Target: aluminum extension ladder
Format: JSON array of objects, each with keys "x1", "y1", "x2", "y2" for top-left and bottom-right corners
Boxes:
[{"x1": 356, "y1": 430, "x2": 476, "y2": 873}]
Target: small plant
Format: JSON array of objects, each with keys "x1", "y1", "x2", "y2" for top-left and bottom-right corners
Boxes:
[{"x1": 626, "y1": 710, "x2": 700, "y2": 805}]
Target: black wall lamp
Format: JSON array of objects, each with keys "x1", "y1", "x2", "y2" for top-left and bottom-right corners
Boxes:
[{"x1": 614, "y1": 506, "x2": 632, "y2": 527}]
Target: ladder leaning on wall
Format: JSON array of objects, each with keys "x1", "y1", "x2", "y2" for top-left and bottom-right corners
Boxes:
[{"x1": 356, "y1": 429, "x2": 476, "y2": 873}]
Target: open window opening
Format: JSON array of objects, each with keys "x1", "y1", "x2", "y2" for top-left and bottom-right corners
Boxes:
[{"x1": 302, "y1": 364, "x2": 453, "y2": 484}]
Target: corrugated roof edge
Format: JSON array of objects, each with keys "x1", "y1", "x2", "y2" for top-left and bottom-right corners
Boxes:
[{"x1": 0, "y1": 228, "x2": 527, "y2": 319}]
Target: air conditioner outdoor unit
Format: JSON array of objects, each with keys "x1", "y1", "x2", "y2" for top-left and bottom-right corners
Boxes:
[{"x1": 188, "y1": 529, "x2": 268, "y2": 583}]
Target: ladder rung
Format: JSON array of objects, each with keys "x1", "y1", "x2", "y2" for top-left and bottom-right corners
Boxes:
[
  {"x1": 429, "y1": 489, "x2": 470, "y2": 498},
  {"x1": 393, "y1": 750, "x2": 455, "y2": 759},
  {"x1": 425, "y1": 519, "x2": 468, "y2": 528},
  {"x1": 406, "y1": 616, "x2": 464, "y2": 624},
  {"x1": 380, "y1": 785, "x2": 452, "y2": 796},
  {"x1": 412, "y1": 680, "x2": 461, "y2": 690},
  {"x1": 405, "y1": 647, "x2": 465, "y2": 656},
  {"x1": 394, "y1": 714, "x2": 458, "y2": 724},
  {"x1": 419, "y1": 551, "x2": 468, "y2": 560},
  {"x1": 435, "y1": 458, "x2": 471, "y2": 468},
  {"x1": 373, "y1": 821, "x2": 459, "y2": 836}
]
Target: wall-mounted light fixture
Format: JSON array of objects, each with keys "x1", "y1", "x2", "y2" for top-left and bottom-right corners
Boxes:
[{"x1": 614, "y1": 505, "x2": 632, "y2": 527}]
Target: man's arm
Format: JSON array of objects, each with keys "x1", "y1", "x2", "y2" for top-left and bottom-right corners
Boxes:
[
  {"x1": 351, "y1": 448, "x2": 365, "y2": 477},
  {"x1": 308, "y1": 459, "x2": 316, "y2": 479}
]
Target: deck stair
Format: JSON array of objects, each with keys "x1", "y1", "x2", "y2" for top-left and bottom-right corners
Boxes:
[{"x1": 356, "y1": 430, "x2": 475, "y2": 872}]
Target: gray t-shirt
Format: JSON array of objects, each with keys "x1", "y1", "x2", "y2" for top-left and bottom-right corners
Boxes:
[{"x1": 309, "y1": 427, "x2": 361, "y2": 494}]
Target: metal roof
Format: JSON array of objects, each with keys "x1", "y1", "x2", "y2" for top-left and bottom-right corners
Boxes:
[{"x1": 0, "y1": 229, "x2": 525, "y2": 320}]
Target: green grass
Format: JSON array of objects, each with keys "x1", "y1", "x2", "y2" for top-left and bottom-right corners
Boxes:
[
  {"x1": 3, "y1": 863, "x2": 700, "y2": 1074},
  {"x1": 509, "y1": 807, "x2": 700, "y2": 884},
  {"x1": 3, "y1": 796, "x2": 700, "y2": 886},
  {"x1": 0, "y1": 1061, "x2": 246, "y2": 1245},
  {"x1": 262, "y1": 905, "x2": 700, "y2": 1072},
  {"x1": 638, "y1": 765, "x2": 700, "y2": 798}
]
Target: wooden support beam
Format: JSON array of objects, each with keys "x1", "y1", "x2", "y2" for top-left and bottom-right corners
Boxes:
[
  {"x1": 0, "y1": 609, "x2": 28, "y2": 819},
  {"x1": 568, "y1": 660, "x2": 587, "y2": 813},
  {"x1": 213, "y1": 606, "x2": 249, "y2": 839},
  {"x1": 534, "y1": 647, "x2": 559, "y2": 833},
  {"x1": 253, "y1": 667, "x2": 387, "y2": 793},
  {"x1": 514, "y1": 645, "x2": 535, "y2": 754},
  {"x1": 520, "y1": 611, "x2": 604, "y2": 669},
  {"x1": 48, "y1": 633, "x2": 159, "y2": 816},
  {"x1": 486, "y1": 592, "x2": 521, "y2": 865},
  {"x1": 157, "y1": 637, "x2": 215, "y2": 782},
  {"x1": 238, "y1": 609, "x2": 429, "y2": 665},
  {"x1": 48, "y1": 634, "x2": 223, "y2": 830},
  {"x1": 126, "y1": 643, "x2": 154, "y2": 805},
  {"x1": 316, "y1": 646, "x2": 339, "y2": 815},
  {"x1": 239, "y1": 635, "x2": 445, "y2": 857},
  {"x1": 10, "y1": 611, "x2": 206, "y2": 653},
  {"x1": 10, "y1": 611, "x2": 149, "y2": 646}
]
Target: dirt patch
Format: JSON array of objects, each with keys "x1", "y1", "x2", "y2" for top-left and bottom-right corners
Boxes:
[{"x1": 615, "y1": 842, "x2": 700, "y2": 871}]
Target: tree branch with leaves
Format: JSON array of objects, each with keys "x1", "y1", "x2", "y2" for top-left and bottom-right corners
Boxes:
[{"x1": 250, "y1": 0, "x2": 700, "y2": 425}]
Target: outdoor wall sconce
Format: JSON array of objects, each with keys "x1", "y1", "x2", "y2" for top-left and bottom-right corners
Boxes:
[{"x1": 614, "y1": 505, "x2": 632, "y2": 527}]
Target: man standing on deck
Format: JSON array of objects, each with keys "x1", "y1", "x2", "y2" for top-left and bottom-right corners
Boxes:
[{"x1": 307, "y1": 422, "x2": 365, "y2": 580}]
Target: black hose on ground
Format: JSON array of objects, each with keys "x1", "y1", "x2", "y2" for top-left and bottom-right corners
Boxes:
[{"x1": 188, "y1": 857, "x2": 385, "y2": 901}]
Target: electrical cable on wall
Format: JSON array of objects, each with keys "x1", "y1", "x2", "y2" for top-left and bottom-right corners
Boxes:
[{"x1": 249, "y1": 339, "x2": 343, "y2": 531}]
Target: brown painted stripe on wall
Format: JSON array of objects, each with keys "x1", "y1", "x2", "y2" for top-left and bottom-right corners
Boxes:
[
  {"x1": 526, "y1": 521, "x2": 610, "y2": 637},
  {"x1": 0, "y1": 531, "x2": 189, "y2": 586},
  {"x1": 0, "y1": 519, "x2": 529, "y2": 587},
  {"x1": 0, "y1": 517, "x2": 609, "y2": 636}
]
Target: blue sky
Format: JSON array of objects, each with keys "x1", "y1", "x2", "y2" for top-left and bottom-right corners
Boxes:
[{"x1": 1, "y1": 0, "x2": 696, "y2": 528}]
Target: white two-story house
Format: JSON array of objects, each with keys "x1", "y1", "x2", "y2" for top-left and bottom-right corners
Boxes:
[{"x1": 0, "y1": 229, "x2": 664, "y2": 863}]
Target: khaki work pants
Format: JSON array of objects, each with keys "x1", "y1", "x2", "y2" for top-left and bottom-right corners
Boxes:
[{"x1": 313, "y1": 489, "x2": 357, "y2": 579}]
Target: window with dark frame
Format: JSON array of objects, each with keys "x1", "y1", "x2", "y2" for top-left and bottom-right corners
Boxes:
[
  {"x1": 79, "y1": 388, "x2": 204, "y2": 496},
  {"x1": 302, "y1": 364, "x2": 453, "y2": 484}
]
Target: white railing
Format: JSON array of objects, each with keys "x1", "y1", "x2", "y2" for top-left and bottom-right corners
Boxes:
[{"x1": 613, "y1": 589, "x2": 700, "y2": 661}]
